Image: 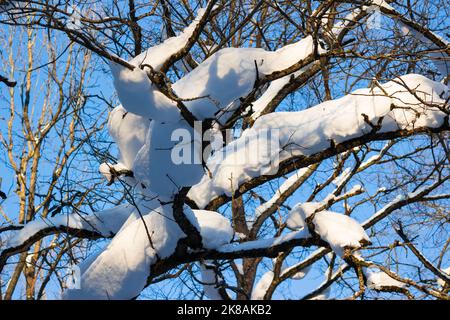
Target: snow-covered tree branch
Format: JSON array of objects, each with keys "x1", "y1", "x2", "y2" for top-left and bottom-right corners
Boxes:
[{"x1": 0, "y1": 0, "x2": 449, "y2": 300}]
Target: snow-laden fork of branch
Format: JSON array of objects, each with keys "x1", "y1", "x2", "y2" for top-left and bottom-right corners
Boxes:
[{"x1": 190, "y1": 74, "x2": 449, "y2": 209}]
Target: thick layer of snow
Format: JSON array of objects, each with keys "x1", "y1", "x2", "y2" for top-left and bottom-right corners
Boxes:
[
  {"x1": 173, "y1": 37, "x2": 318, "y2": 122},
  {"x1": 308, "y1": 211, "x2": 370, "y2": 257},
  {"x1": 105, "y1": 104, "x2": 203, "y2": 199},
  {"x1": 251, "y1": 270, "x2": 274, "y2": 300},
  {"x1": 59, "y1": 201, "x2": 232, "y2": 299},
  {"x1": 189, "y1": 74, "x2": 449, "y2": 208},
  {"x1": 188, "y1": 126, "x2": 281, "y2": 207},
  {"x1": 173, "y1": 36, "x2": 319, "y2": 122},
  {"x1": 365, "y1": 268, "x2": 405, "y2": 289},
  {"x1": 286, "y1": 202, "x2": 370, "y2": 257},
  {"x1": 132, "y1": 119, "x2": 204, "y2": 198},
  {"x1": 286, "y1": 202, "x2": 322, "y2": 230},
  {"x1": 107, "y1": 105, "x2": 151, "y2": 169},
  {"x1": 110, "y1": 64, "x2": 180, "y2": 120},
  {"x1": 200, "y1": 261, "x2": 224, "y2": 300},
  {"x1": 191, "y1": 210, "x2": 233, "y2": 249},
  {"x1": 99, "y1": 162, "x2": 130, "y2": 184},
  {"x1": 64, "y1": 203, "x2": 186, "y2": 300}
]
